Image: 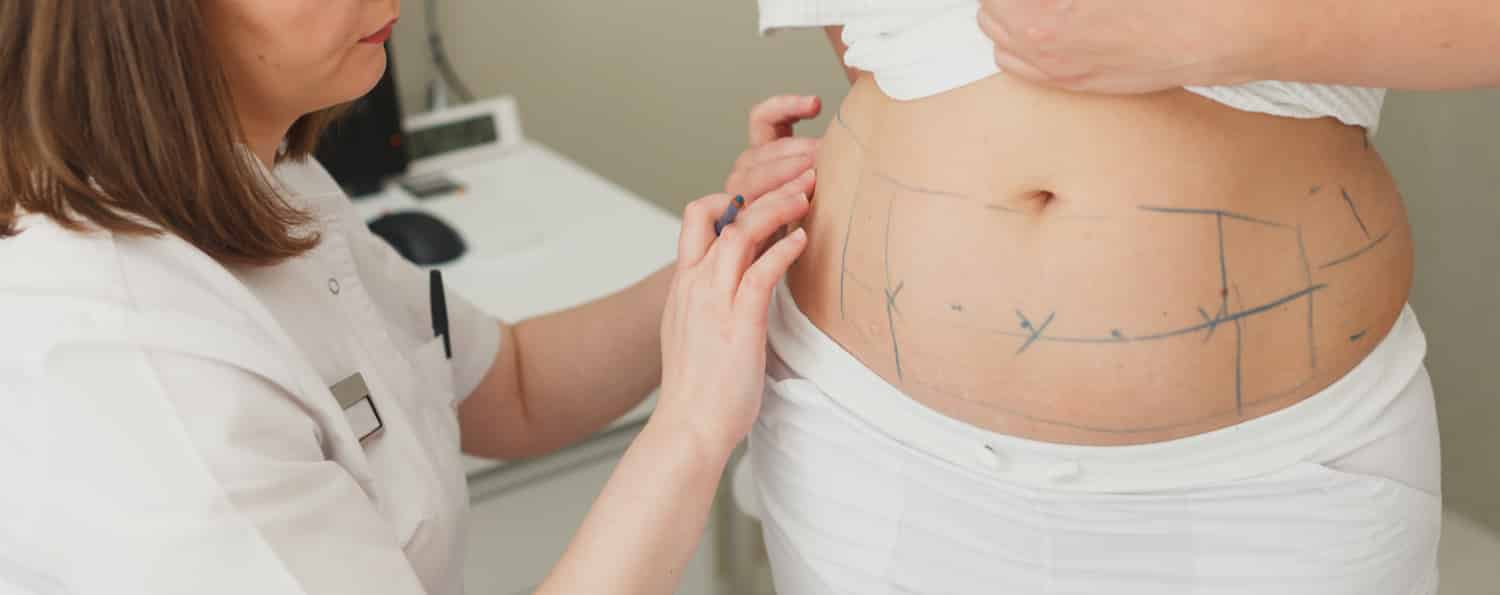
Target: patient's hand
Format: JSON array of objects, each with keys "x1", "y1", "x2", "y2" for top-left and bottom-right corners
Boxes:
[
  {"x1": 976, "y1": 0, "x2": 1278, "y2": 93},
  {"x1": 723, "y1": 95, "x2": 822, "y2": 201}
]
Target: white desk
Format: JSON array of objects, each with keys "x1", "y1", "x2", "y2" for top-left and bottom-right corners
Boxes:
[
  {"x1": 352, "y1": 141, "x2": 680, "y2": 477},
  {"x1": 353, "y1": 141, "x2": 723, "y2": 595}
]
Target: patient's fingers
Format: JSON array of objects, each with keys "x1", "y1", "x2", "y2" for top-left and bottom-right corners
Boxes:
[
  {"x1": 749, "y1": 95, "x2": 822, "y2": 147},
  {"x1": 980, "y1": 9, "x2": 1090, "y2": 86}
]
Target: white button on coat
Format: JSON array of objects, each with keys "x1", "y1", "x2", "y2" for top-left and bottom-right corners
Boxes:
[{"x1": 0, "y1": 158, "x2": 502, "y2": 595}]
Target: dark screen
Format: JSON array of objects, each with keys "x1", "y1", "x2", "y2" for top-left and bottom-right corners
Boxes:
[{"x1": 408, "y1": 115, "x2": 499, "y2": 162}]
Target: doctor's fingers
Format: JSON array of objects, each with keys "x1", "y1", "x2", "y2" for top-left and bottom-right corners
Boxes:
[
  {"x1": 678, "y1": 193, "x2": 738, "y2": 270},
  {"x1": 749, "y1": 95, "x2": 822, "y2": 146},
  {"x1": 730, "y1": 136, "x2": 819, "y2": 180},
  {"x1": 709, "y1": 183, "x2": 811, "y2": 291},
  {"x1": 734, "y1": 227, "x2": 807, "y2": 328},
  {"x1": 726, "y1": 147, "x2": 819, "y2": 199}
]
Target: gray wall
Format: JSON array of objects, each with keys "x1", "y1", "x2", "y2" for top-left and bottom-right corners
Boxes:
[
  {"x1": 392, "y1": 5, "x2": 1499, "y2": 531},
  {"x1": 1375, "y1": 90, "x2": 1500, "y2": 531},
  {"x1": 391, "y1": 2, "x2": 850, "y2": 215}
]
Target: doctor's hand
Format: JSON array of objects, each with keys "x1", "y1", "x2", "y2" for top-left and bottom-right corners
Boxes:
[
  {"x1": 723, "y1": 95, "x2": 822, "y2": 199},
  {"x1": 976, "y1": 0, "x2": 1286, "y2": 93},
  {"x1": 657, "y1": 177, "x2": 813, "y2": 457}
]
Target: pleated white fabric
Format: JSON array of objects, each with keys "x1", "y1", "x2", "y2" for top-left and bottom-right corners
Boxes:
[
  {"x1": 744, "y1": 282, "x2": 1442, "y2": 594},
  {"x1": 758, "y1": 0, "x2": 1387, "y2": 132}
]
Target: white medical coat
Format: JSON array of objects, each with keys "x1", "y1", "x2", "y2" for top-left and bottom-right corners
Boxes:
[{"x1": 0, "y1": 158, "x2": 501, "y2": 594}]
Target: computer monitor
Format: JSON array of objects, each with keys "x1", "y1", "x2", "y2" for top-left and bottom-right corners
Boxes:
[{"x1": 315, "y1": 42, "x2": 410, "y2": 197}]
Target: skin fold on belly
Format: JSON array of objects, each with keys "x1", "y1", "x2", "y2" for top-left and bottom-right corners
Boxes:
[{"x1": 787, "y1": 75, "x2": 1414, "y2": 445}]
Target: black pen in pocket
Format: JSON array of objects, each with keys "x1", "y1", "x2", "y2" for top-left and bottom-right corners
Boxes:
[{"x1": 430, "y1": 270, "x2": 451, "y2": 359}]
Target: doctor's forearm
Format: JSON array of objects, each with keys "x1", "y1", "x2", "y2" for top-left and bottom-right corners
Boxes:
[
  {"x1": 534, "y1": 419, "x2": 727, "y2": 595},
  {"x1": 460, "y1": 266, "x2": 673, "y2": 460},
  {"x1": 1260, "y1": 0, "x2": 1500, "y2": 89}
]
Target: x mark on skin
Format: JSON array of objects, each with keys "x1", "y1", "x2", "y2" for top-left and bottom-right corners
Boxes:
[
  {"x1": 1015, "y1": 309, "x2": 1057, "y2": 354},
  {"x1": 1198, "y1": 302, "x2": 1231, "y2": 342},
  {"x1": 885, "y1": 281, "x2": 905, "y2": 316}
]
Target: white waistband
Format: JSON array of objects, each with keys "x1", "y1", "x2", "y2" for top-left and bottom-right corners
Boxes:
[{"x1": 765, "y1": 281, "x2": 1429, "y2": 492}]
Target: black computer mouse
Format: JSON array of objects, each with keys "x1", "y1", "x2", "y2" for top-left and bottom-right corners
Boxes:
[{"x1": 367, "y1": 211, "x2": 467, "y2": 266}]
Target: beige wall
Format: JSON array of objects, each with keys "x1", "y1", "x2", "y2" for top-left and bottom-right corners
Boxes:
[{"x1": 392, "y1": 5, "x2": 1499, "y2": 531}]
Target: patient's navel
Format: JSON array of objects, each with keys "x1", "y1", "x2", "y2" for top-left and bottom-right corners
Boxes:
[
  {"x1": 1029, "y1": 190, "x2": 1057, "y2": 209},
  {"x1": 987, "y1": 189, "x2": 1057, "y2": 216}
]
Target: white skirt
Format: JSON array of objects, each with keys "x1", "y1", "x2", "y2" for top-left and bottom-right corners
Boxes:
[{"x1": 743, "y1": 282, "x2": 1442, "y2": 595}]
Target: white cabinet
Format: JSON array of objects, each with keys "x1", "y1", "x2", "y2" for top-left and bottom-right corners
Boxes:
[{"x1": 462, "y1": 424, "x2": 721, "y2": 595}]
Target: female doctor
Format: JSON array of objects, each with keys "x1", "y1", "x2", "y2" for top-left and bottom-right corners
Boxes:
[{"x1": 0, "y1": 1, "x2": 823, "y2": 594}]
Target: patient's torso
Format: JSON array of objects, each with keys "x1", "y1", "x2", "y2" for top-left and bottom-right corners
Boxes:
[{"x1": 787, "y1": 75, "x2": 1413, "y2": 445}]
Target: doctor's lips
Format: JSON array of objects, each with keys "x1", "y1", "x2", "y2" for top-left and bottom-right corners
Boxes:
[{"x1": 360, "y1": 19, "x2": 397, "y2": 44}]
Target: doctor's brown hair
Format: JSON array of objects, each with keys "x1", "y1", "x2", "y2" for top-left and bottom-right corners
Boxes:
[{"x1": 0, "y1": 0, "x2": 345, "y2": 266}]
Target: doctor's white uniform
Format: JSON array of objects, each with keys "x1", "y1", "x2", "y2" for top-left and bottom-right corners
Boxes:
[{"x1": 0, "y1": 158, "x2": 501, "y2": 594}]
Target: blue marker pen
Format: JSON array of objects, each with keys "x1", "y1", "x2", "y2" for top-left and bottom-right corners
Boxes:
[{"x1": 714, "y1": 195, "x2": 745, "y2": 236}]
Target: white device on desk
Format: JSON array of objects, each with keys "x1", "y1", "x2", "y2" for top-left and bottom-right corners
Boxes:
[
  {"x1": 406, "y1": 97, "x2": 524, "y2": 174},
  {"x1": 399, "y1": 97, "x2": 525, "y2": 198}
]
